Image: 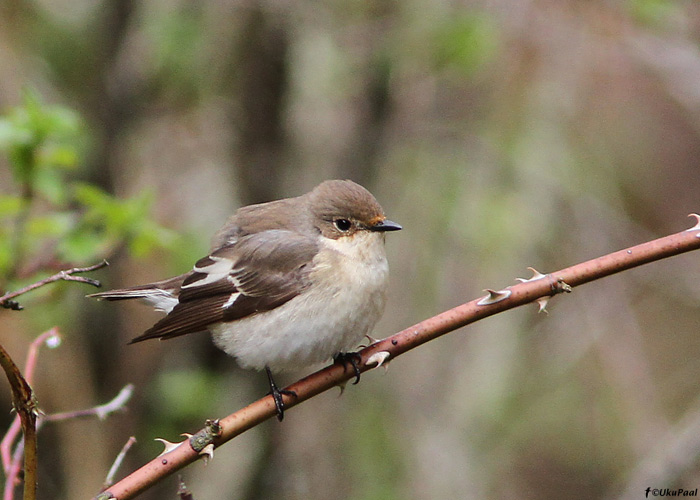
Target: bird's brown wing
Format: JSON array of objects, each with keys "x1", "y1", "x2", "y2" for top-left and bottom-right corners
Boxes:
[{"x1": 130, "y1": 230, "x2": 318, "y2": 342}]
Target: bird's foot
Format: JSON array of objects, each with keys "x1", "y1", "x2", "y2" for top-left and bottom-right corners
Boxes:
[
  {"x1": 265, "y1": 367, "x2": 296, "y2": 421},
  {"x1": 333, "y1": 352, "x2": 362, "y2": 385}
]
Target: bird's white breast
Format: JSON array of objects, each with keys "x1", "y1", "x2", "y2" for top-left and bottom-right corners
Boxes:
[{"x1": 210, "y1": 231, "x2": 390, "y2": 372}]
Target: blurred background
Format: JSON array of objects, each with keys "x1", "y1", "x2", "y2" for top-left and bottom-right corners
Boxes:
[{"x1": 1, "y1": 0, "x2": 700, "y2": 499}]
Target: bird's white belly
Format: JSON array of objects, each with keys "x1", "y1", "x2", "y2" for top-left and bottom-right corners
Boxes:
[{"x1": 211, "y1": 233, "x2": 389, "y2": 372}]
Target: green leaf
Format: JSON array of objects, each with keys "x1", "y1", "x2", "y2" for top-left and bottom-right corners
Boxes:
[{"x1": 0, "y1": 88, "x2": 84, "y2": 194}]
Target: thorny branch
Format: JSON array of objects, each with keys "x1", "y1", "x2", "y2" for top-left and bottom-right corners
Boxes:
[
  {"x1": 0, "y1": 342, "x2": 38, "y2": 500},
  {"x1": 0, "y1": 260, "x2": 109, "y2": 311},
  {"x1": 1, "y1": 384, "x2": 134, "y2": 500},
  {"x1": 0, "y1": 328, "x2": 133, "y2": 500},
  {"x1": 0, "y1": 329, "x2": 59, "y2": 476},
  {"x1": 0, "y1": 261, "x2": 109, "y2": 500},
  {"x1": 0, "y1": 329, "x2": 56, "y2": 500},
  {"x1": 96, "y1": 216, "x2": 700, "y2": 500}
]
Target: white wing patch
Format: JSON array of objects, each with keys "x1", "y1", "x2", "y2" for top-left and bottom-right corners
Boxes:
[
  {"x1": 182, "y1": 256, "x2": 235, "y2": 289},
  {"x1": 140, "y1": 290, "x2": 179, "y2": 313},
  {"x1": 222, "y1": 292, "x2": 241, "y2": 309}
]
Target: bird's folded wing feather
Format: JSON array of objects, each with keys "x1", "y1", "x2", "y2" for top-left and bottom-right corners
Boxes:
[{"x1": 131, "y1": 230, "x2": 318, "y2": 342}]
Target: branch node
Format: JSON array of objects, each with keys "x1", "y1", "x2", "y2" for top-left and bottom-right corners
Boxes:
[
  {"x1": 95, "y1": 492, "x2": 116, "y2": 500},
  {"x1": 188, "y1": 419, "x2": 221, "y2": 458},
  {"x1": 549, "y1": 276, "x2": 572, "y2": 295},
  {"x1": 477, "y1": 288, "x2": 512, "y2": 305}
]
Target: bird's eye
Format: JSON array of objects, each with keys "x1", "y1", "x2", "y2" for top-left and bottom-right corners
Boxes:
[{"x1": 333, "y1": 218, "x2": 352, "y2": 232}]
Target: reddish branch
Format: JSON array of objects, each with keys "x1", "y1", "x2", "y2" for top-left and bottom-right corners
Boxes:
[
  {"x1": 0, "y1": 260, "x2": 111, "y2": 500},
  {"x1": 0, "y1": 344, "x2": 38, "y2": 500},
  {"x1": 97, "y1": 218, "x2": 700, "y2": 500},
  {"x1": 0, "y1": 329, "x2": 54, "y2": 500}
]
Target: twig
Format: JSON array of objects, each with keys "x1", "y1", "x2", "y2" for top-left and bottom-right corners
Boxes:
[
  {"x1": 0, "y1": 418, "x2": 21, "y2": 476},
  {"x1": 0, "y1": 260, "x2": 109, "y2": 311},
  {"x1": 2, "y1": 383, "x2": 134, "y2": 500},
  {"x1": 0, "y1": 329, "x2": 132, "y2": 500},
  {"x1": 44, "y1": 384, "x2": 134, "y2": 423},
  {"x1": 613, "y1": 394, "x2": 700, "y2": 500},
  {"x1": 3, "y1": 434, "x2": 24, "y2": 500},
  {"x1": 23, "y1": 329, "x2": 61, "y2": 388},
  {"x1": 177, "y1": 476, "x2": 194, "y2": 500},
  {"x1": 1, "y1": 329, "x2": 61, "y2": 475},
  {"x1": 0, "y1": 329, "x2": 60, "y2": 500},
  {"x1": 104, "y1": 437, "x2": 137, "y2": 490},
  {"x1": 95, "y1": 217, "x2": 700, "y2": 500}
]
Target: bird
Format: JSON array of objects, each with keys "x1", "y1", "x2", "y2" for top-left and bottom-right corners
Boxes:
[{"x1": 89, "y1": 179, "x2": 401, "y2": 420}]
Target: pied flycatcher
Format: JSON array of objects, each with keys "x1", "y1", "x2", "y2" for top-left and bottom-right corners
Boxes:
[{"x1": 89, "y1": 179, "x2": 401, "y2": 419}]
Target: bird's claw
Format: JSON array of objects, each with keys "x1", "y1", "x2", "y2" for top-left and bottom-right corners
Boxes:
[{"x1": 334, "y1": 352, "x2": 362, "y2": 385}]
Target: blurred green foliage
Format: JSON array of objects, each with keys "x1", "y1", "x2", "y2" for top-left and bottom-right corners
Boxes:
[
  {"x1": 149, "y1": 6, "x2": 206, "y2": 96},
  {"x1": 432, "y1": 12, "x2": 499, "y2": 75},
  {"x1": 0, "y1": 89, "x2": 176, "y2": 290},
  {"x1": 628, "y1": 0, "x2": 680, "y2": 26}
]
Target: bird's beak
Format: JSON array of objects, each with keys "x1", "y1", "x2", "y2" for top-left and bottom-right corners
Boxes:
[{"x1": 370, "y1": 219, "x2": 402, "y2": 232}]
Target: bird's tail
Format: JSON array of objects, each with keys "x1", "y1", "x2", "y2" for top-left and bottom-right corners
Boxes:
[{"x1": 87, "y1": 274, "x2": 188, "y2": 313}]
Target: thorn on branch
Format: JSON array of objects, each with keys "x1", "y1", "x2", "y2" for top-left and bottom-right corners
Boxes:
[
  {"x1": 477, "y1": 288, "x2": 512, "y2": 305},
  {"x1": 536, "y1": 297, "x2": 550, "y2": 314},
  {"x1": 687, "y1": 213, "x2": 700, "y2": 234},
  {"x1": 516, "y1": 267, "x2": 547, "y2": 283},
  {"x1": 366, "y1": 351, "x2": 391, "y2": 369},
  {"x1": 155, "y1": 438, "x2": 186, "y2": 457},
  {"x1": 199, "y1": 444, "x2": 215, "y2": 464}
]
